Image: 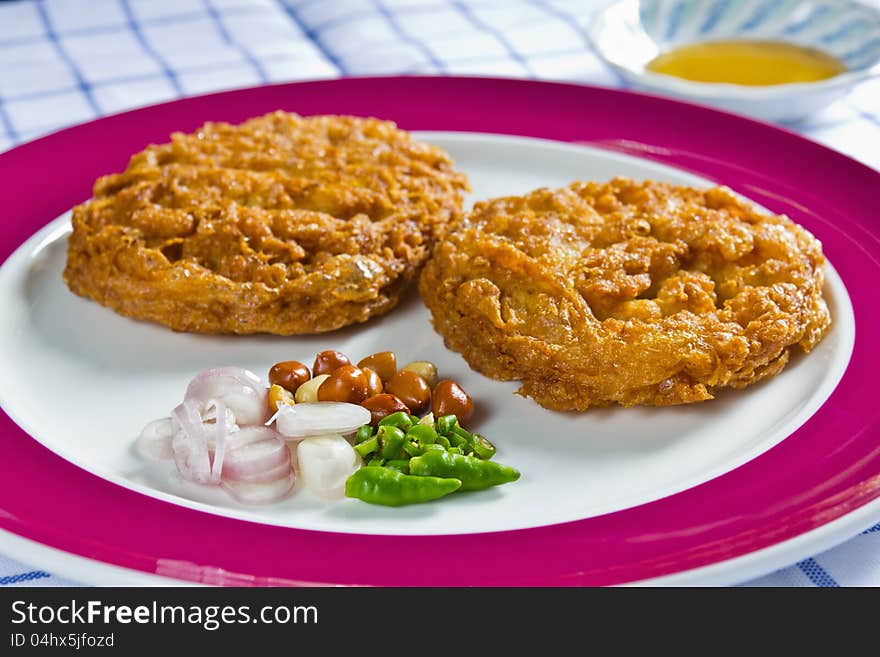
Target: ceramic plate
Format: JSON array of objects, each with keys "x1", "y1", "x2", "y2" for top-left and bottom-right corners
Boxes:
[{"x1": 0, "y1": 77, "x2": 878, "y2": 586}]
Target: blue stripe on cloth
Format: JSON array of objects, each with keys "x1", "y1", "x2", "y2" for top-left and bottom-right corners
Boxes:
[
  {"x1": 311, "y1": 9, "x2": 374, "y2": 35},
  {"x1": 0, "y1": 46, "x2": 328, "y2": 106},
  {"x1": 33, "y1": 0, "x2": 103, "y2": 114},
  {"x1": 0, "y1": 97, "x2": 19, "y2": 141},
  {"x1": 798, "y1": 558, "x2": 839, "y2": 587},
  {"x1": 373, "y1": 0, "x2": 446, "y2": 72},
  {"x1": 310, "y1": 5, "x2": 472, "y2": 35},
  {"x1": 863, "y1": 523, "x2": 880, "y2": 534},
  {"x1": 202, "y1": 0, "x2": 269, "y2": 83},
  {"x1": 280, "y1": 1, "x2": 347, "y2": 74},
  {"x1": 449, "y1": 0, "x2": 532, "y2": 75},
  {"x1": 400, "y1": 45, "x2": 590, "y2": 75},
  {"x1": 525, "y1": 0, "x2": 593, "y2": 48},
  {"x1": 117, "y1": 0, "x2": 185, "y2": 95},
  {"x1": 0, "y1": 571, "x2": 51, "y2": 586},
  {"x1": 287, "y1": 0, "x2": 323, "y2": 11},
  {"x1": 0, "y1": 6, "x2": 264, "y2": 48}
]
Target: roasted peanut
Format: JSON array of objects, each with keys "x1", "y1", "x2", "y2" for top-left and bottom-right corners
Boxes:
[
  {"x1": 313, "y1": 350, "x2": 351, "y2": 377},
  {"x1": 401, "y1": 360, "x2": 438, "y2": 388},
  {"x1": 268, "y1": 384, "x2": 295, "y2": 413},
  {"x1": 361, "y1": 393, "x2": 409, "y2": 426},
  {"x1": 295, "y1": 374, "x2": 330, "y2": 403},
  {"x1": 318, "y1": 365, "x2": 369, "y2": 403},
  {"x1": 268, "y1": 360, "x2": 311, "y2": 392},
  {"x1": 386, "y1": 370, "x2": 431, "y2": 415},
  {"x1": 362, "y1": 367, "x2": 384, "y2": 397},
  {"x1": 357, "y1": 351, "x2": 397, "y2": 383},
  {"x1": 431, "y1": 380, "x2": 474, "y2": 424}
]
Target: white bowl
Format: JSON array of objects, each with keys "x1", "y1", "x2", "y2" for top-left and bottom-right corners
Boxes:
[{"x1": 586, "y1": 0, "x2": 880, "y2": 122}]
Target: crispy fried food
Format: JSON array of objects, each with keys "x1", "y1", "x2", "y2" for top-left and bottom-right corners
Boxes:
[
  {"x1": 64, "y1": 112, "x2": 468, "y2": 334},
  {"x1": 419, "y1": 177, "x2": 831, "y2": 410}
]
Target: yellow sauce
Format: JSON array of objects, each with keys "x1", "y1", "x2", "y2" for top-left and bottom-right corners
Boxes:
[{"x1": 646, "y1": 39, "x2": 847, "y2": 85}]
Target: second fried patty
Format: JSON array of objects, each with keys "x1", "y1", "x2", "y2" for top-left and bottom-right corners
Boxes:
[
  {"x1": 64, "y1": 112, "x2": 469, "y2": 334},
  {"x1": 420, "y1": 177, "x2": 831, "y2": 411}
]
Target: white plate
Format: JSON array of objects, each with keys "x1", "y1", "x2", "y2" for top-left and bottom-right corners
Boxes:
[{"x1": 0, "y1": 133, "x2": 854, "y2": 541}]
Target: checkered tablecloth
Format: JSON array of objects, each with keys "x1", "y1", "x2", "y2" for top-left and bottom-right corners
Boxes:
[{"x1": 1, "y1": 0, "x2": 879, "y2": 587}]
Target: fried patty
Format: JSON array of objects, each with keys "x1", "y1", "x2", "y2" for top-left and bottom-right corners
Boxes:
[
  {"x1": 64, "y1": 112, "x2": 469, "y2": 334},
  {"x1": 420, "y1": 178, "x2": 831, "y2": 410}
]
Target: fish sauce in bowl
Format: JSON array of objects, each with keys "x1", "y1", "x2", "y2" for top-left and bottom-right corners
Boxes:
[{"x1": 646, "y1": 40, "x2": 848, "y2": 86}]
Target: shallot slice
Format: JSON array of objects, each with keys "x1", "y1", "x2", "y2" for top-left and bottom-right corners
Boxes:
[
  {"x1": 296, "y1": 434, "x2": 361, "y2": 500},
  {"x1": 222, "y1": 472, "x2": 295, "y2": 505},
  {"x1": 224, "y1": 425, "x2": 279, "y2": 451},
  {"x1": 222, "y1": 432, "x2": 291, "y2": 482},
  {"x1": 271, "y1": 402, "x2": 371, "y2": 440},
  {"x1": 144, "y1": 367, "x2": 300, "y2": 504},
  {"x1": 185, "y1": 367, "x2": 268, "y2": 426},
  {"x1": 171, "y1": 400, "x2": 214, "y2": 484},
  {"x1": 224, "y1": 458, "x2": 292, "y2": 484},
  {"x1": 136, "y1": 417, "x2": 174, "y2": 460},
  {"x1": 209, "y1": 399, "x2": 232, "y2": 481}
]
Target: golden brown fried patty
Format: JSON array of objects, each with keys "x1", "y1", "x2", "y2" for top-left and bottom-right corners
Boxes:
[
  {"x1": 420, "y1": 177, "x2": 831, "y2": 410},
  {"x1": 64, "y1": 112, "x2": 468, "y2": 334}
]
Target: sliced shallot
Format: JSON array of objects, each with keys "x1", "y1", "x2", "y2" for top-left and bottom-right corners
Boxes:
[
  {"x1": 171, "y1": 400, "x2": 214, "y2": 484},
  {"x1": 209, "y1": 398, "x2": 232, "y2": 481},
  {"x1": 222, "y1": 472, "x2": 295, "y2": 505},
  {"x1": 225, "y1": 458, "x2": 292, "y2": 484},
  {"x1": 224, "y1": 425, "x2": 279, "y2": 451},
  {"x1": 142, "y1": 367, "x2": 302, "y2": 504},
  {"x1": 136, "y1": 417, "x2": 174, "y2": 460},
  {"x1": 221, "y1": 427, "x2": 291, "y2": 482},
  {"x1": 271, "y1": 402, "x2": 371, "y2": 440},
  {"x1": 185, "y1": 367, "x2": 268, "y2": 426}
]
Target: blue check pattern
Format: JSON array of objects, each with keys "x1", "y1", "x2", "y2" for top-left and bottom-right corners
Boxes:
[{"x1": 0, "y1": 0, "x2": 878, "y2": 587}]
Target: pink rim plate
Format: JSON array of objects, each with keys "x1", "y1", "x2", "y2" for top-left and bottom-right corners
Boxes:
[{"x1": 1, "y1": 77, "x2": 878, "y2": 586}]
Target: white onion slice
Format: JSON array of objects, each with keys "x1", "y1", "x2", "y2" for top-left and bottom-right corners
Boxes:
[
  {"x1": 222, "y1": 472, "x2": 295, "y2": 505},
  {"x1": 136, "y1": 417, "x2": 174, "y2": 460},
  {"x1": 272, "y1": 402, "x2": 371, "y2": 439},
  {"x1": 185, "y1": 367, "x2": 267, "y2": 426},
  {"x1": 296, "y1": 435, "x2": 361, "y2": 500}
]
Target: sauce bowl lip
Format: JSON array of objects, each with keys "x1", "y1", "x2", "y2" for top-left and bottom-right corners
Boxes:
[{"x1": 584, "y1": 0, "x2": 880, "y2": 99}]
